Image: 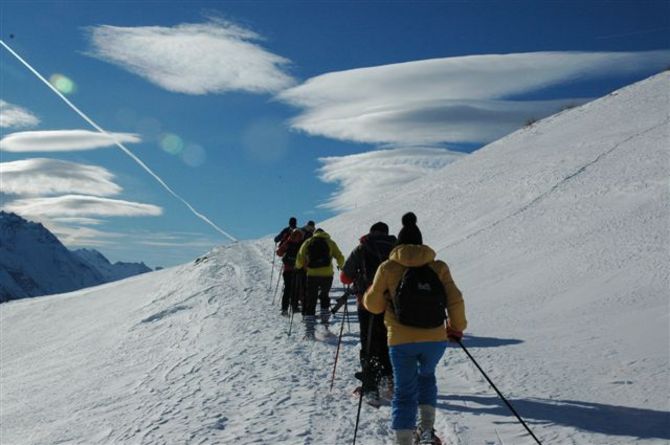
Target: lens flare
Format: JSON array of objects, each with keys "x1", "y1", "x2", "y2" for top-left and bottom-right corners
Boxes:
[
  {"x1": 160, "y1": 133, "x2": 184, "y2": 155},
  {"x1": 49, "y1": 73, "x2": 76, "y2": 95},
  {"x1": 182, "y1": 143, "x2": 206, "y2": 167}
]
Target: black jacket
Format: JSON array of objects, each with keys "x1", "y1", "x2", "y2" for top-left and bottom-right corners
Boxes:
[
  {"x1": 274, "y1": 226, "x2": 294, "y2": 243},
  {"x1": 342, "y1": 233, "x2": 397, "y2": 294}
]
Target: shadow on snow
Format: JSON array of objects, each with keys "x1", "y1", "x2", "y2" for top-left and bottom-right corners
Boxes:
[
  {"x1": 453, "y1": 334, "x2": 524, "y2": 348},
  {"x1": 437, "y1": 394, "x2": 670, "y2": 440}
]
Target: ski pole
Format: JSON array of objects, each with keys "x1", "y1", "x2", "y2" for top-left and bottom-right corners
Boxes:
[
  {"x1": 288, "y1": 271, "x2": 299, "y2": 337},
  {"x1": 457, "y1": 340, "x2": 543, "y2": 445},
  {"x1": 352, "y1": 383, "x2": 364, "y2": 445},
  {"x1": 352, "y1": 312, "x2": 375, "y2": 444},
  {"x1": 270, "y1": 241, "x2": 277, "y2": 288},
  {"x1": 271, "y1": 266, "x2": 282, "y2": 305},
  {"x1": 329, "y1": 290, "x2": 348, "y2": 391}
]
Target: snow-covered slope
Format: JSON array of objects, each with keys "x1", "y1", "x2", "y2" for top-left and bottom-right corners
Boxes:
[
  {"x1": 73, "y1": 248, "x2": 152, "y2": 282},
  {"x1": 1, "y1": 73, "x2": 668, "y2": 445},
  {"x1": 0, "y1": 212, "x2": 104, "y2": 302}
]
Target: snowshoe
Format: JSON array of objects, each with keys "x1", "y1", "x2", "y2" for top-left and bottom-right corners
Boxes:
[
  {"x1": 413, "y1": 428, "x2": 442, "y2": 445},
  {"x1": 352, "y1": 386, "x2": 381, "y2": 409}
]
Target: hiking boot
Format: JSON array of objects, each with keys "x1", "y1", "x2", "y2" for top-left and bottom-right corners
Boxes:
[
  {"x1": 363, "y1": 389, "x2": 380, "y2": 408},
  {"x1": 413, "y1": 427, "x2": 442, "y2": 445},
  {"x1": 320, "y1": 307, "x2": 330, "y2": 325},
  {"x1": 395, "y1": 430, "x2": 414, "y2": 445},
  {"x1": 281, "y1": 310, "x2": 289, "y2": 317},
  {"x1": 303, "y1": 315, "x2": 316, "y2": 339}
]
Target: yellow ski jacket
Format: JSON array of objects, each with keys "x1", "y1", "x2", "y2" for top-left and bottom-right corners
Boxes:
[
  {"x1": 363, "y1": 244, "x2": 467, "y2": 346},
  {"x1": 295, "y1": 231, "x2": 345, "y2": 277}
]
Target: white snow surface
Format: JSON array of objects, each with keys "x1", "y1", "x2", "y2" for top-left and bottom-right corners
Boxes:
[{"x1": 1, "y1": 73, "x2": 669, "y2": 444}]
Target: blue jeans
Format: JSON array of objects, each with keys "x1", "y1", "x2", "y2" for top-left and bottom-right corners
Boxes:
[{"x1": 389, "y1": 341, "x2": 448, "y2": 430}]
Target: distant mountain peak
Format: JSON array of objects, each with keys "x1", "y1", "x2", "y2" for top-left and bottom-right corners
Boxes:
[{"x1": 0, "y1": 213, "x2": 151, "y2": 302}]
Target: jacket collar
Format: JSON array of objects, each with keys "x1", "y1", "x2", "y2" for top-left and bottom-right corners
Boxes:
[{"x1": 389, "y1": 244, "x2": 435, "y2": 267}]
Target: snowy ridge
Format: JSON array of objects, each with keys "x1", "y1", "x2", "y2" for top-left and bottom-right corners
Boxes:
[
  {"x1": 73, "y1": 248, "x2": 152, "y2": 282},
  {"x1": 0, "y1": 212, "x2": 152, "y2": 302},
  {"x1": 0, "y1": 212, "x2": 104, "y2": 302},
  {"x1": 1, "y1": 73, "x2": 669, "y2": 444}
]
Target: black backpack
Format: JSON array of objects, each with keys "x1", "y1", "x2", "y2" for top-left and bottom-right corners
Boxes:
[
  {"x1": 308, "y1": 237, "x2": 331, "y2": 268},
  {"x1": 282, "y1": 242, "x2": 301, "y2": 267},
  {"x1": 392, "y1": 265, "x2": 446, "y2": 328},
  {"x1": 361, "y1": 236, "x2": 396, "y2": 286}
]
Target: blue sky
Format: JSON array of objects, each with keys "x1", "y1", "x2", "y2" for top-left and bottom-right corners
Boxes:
[{"x1": 1, "y1": 1, "x2": 668, "y2": 267}]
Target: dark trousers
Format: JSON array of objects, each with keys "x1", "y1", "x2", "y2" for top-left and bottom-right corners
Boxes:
[
  {"x1": 358, "y1": 306, "x2": 392, "y2": 392},
  {"x1": 281, "y1": 270, "x2": 303, "y2": 312},
  {"x1": 304, "y1": 275, "x2": 333, "y2": 316}
]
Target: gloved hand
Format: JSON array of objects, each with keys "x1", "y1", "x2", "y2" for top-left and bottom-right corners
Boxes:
[{"x1": 446, "y1": 324, "x2": 463, "y2": 342}]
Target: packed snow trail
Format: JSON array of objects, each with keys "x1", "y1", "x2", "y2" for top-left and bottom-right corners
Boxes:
[
  {"x1": 1, "y1": 242, "x2": 393, "y2": 444},
  {"x1": 0, "y1": 240, "x2": 551, "y2": 445},
  {"x1": 3, "y1": 239, "x2": 667, "y2": 444}
]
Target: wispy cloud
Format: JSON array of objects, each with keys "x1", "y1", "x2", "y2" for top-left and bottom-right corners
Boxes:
[
  {"x1": 48, "y1": 223, "x2": 121, "y2": 247},
  {"x1": 0, "y1": 158, "x2": 122, "y2": 196},
  {"x1": 2, "y1": 195, "x2": 162, "y2": 218},
  {"x1": 86, "y1": 20, "x2": 296, "y2": 95},
  {"x1": 0, "y1": 100, "x2": 40, "y2": 128},
  {"x1": 0, "y1": 129, "x2": 141, "y2": 152},
  {"x1": 279, "y1": 51, "x2": 670, "y2": 145},
  {"x1": 50, "y1": 217, "x2": 104, "y2": 226},
  {"x1": 318, "y1": 147, "x2": 464, "y2": 211}
]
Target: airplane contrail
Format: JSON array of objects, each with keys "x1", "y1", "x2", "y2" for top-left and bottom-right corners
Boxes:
[{"x1": 0, "y1": 39, "x2": 237, "y2": 242}]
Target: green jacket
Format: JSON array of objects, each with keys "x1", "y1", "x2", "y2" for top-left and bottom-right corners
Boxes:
[{"x1": 295, "y1": 231, "x2": 345, "y2": 277}]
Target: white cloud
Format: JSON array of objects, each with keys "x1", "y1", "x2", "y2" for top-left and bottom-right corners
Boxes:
[
  {"x1": 48, "y1": 223, "x2": 121, "y2": 247},
  {"x1": 2, "y1": 195, "x2": 163, "y2": 218},
  {"x1": 0, "y1": 129, "x2": 141, "y2": 152},
  {"x1": 50, "y1": 217, "x2": 104, "y2": 226},
  {"x1": 0, "y1": 158, "x2": 122, "y2": 196},
  {"x1": 318, "y1": 147, "x2": 464, "y2": 211},
  {"x1": 86, "y1": 20, "x2": 295, "y2": 95},
  {"x1": 0, "y1": 100, "x2": 40, "y2": 128},
  {"x1": 279, "y1": 51, "x2": 670, "y2": 145}
]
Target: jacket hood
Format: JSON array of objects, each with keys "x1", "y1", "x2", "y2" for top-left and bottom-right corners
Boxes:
[
  {"x1": 389, "y1": 244, "x2": 435, "y2": 267},
  {"x1": 313, "y1": 231, "x2": 331, "y2": 240}
]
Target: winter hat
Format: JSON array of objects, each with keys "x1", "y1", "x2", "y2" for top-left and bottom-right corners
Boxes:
[
  {"x1": 397, "y1": 212, "x2": 423, "y2": 245},
  {"x1": 303, "y1": 221, "x2": 316, "y2": 233},
  {"x1": 369, "y1": 221, "x2": 389, "y2": 235},
  {"x1": 289, "y1": 217, "x2": 297, "y2": 228}
]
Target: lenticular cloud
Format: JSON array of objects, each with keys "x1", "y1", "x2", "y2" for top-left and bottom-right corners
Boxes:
[
  {"x1": 0, "y1": 158, "x2": 122, "y2": 197},
  {"x1": 0, "y1": 100, "x2": 39, "y2": 129},
  {"x1": 0, "y1": 129, "x2": 141, "y2": 152},
  {"x1": 3, "y1": 195, "x2": 163, "y2": 218},
  {"x1": 318, "y1": 147, "x2": 464, "y2": 211},
  {"x1": 86, "y1": 20, "x2": 296, "y2": 95},
  {"x1": 279, "y1": 50, "x2": 670, "y2": 145}
]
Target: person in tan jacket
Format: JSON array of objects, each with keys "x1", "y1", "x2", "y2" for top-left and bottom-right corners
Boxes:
[{"x1": 364, "y1": 212, "x2": 466, "y2": 445}]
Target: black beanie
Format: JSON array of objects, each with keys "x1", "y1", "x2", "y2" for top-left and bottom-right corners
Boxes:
[
  {"x1": 397, "y1": 212, "x2": 423, "y2": 245},
  {"x1": 289, "y1": 217, "x2": 297, "y2": 228},
  {"x1": 369, "y1": 221, "x2": 389, "y2": 235}
]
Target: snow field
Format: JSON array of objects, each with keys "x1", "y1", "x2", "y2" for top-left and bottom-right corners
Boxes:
[{"x1": 2, "y1": 73, "x2": 669, "y2": 444}]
